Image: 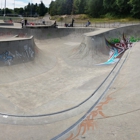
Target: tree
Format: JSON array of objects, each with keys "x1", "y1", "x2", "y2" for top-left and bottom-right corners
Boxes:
[
  {"x1": 5, "y1": 8, "x2": 13, "y2": 14},
  {"x1": 79, "y1": 0, "x2": 87, "y2": 14},
  {"x1": 129, "y1": 0, "x2": 140, "y2": 18},
  {"x1": 49, "y1": 1, "x2": 57, "y2": 16},
  {"x1": 39, "y1": 1, "x2": 47, "y2": 16},
  {"x1": 65, "y1": 0, "x2": 73, "y2": 15},
  {"x1": 103, "y1": 0, "x2": 118, "y2": 15},
  {"x1": 73, "y1": 0, "x2": 80, "y2": 14},
  {"x1": 87, "y1": 0, "x2": 104, "y2": 18},
  {"x1": 116, "y1": 0, "x2": 131, "y2": 16},
  {"x1": 14, "y1": 8, "x2": 24, "y2": 15}
]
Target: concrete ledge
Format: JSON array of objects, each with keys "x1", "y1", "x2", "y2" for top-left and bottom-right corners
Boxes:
[
  {"x1": 0, "y1": 23, "x2": 14, "y2": 26},
  {"x1": 0, "y1": 36, "x2": 36, "y2": 66},
  {"x1": 26, "y1": 25, "x2": 57, "y2": 28}
]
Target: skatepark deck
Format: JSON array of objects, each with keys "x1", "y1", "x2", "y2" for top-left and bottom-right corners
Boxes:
[{"x1": 0, "y1": 22, "x2": 140, "y2": 140}]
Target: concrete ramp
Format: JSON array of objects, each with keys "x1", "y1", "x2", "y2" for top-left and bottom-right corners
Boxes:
[
  {"x1": 0, "y1": 25, "x2": 140, "y2": 139},
  {"x1": 0, "y1": 36, "x2": 35, "y2": 66},
  {"x1": 0, "y1": 27, "x2": 114, "y2": 117}
]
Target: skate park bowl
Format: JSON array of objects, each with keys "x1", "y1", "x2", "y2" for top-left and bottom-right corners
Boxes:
[{"x1": 0, "y1": 25, "x2": 140, "y2": 139}]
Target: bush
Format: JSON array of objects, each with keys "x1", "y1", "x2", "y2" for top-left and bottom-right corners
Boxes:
[
  {"x1": 58, "y1": 17, "x2": 64, "y2": 21},
  {"x1": 79, "y1": 14, "x2": 89, "y2": 20}
]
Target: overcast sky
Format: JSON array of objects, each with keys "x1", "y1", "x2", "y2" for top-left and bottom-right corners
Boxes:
[{"x1": 1, "y1": 0, "x2": 52, "y2": 9}]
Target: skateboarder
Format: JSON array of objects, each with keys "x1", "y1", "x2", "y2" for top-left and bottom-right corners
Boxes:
[{"x1": 86, "y1": 20, "x2": 91, "y2": 27}]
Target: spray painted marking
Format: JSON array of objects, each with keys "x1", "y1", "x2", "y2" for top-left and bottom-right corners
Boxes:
[
  {"x1": 0, "y1": 51, "x2": 13, "y2": 61},
  {"x1": 0, "y1": 44, "x2": 34, "y2": 65},
  {"x1": 66, "y1": 95, "x2": 113, "y2": 140},
  {"x1": 24, "y1": 45, "x2": 34, "y2": 58},
  {"x1": 0, "y1": 51, "x2": 14, "y2": 65},
  {"x1": 96, "y1": 33, "x2": 133, "y2": 65}
]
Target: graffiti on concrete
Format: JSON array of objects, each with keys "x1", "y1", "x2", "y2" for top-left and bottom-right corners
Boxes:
[
  {"x1": 0, "y1": 51, "x2": 13, "y2": 61},
  {"x1": 100, "y1": 33, "x2": 140, "y2": 65},
  {"x1": 24, "y1": 45, "x2": 34, "y2": 58},
  {"x1": 66, "y1": 95, "x2": 113, "y2": 140},
  {"x1": 0, "y1": 50, "x2": 14, "y2": 65},
  {"x1": 104, "y1": 34, "x2": 132, "y2": 64},
  {"x1": 0, "y1": 44, "x2": 34, "y2": 65},
  {"x1": 15, "y1": 51, "x2": 22, "y2": 58}
]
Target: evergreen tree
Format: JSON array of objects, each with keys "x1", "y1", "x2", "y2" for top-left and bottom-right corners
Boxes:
[
  {"x1": 116, "y1": 0, "x2": 131, "y2": 16},
  {"x1": 129, "y1": 0, "x2": 140, "y2": 18},
  {"x1": 79, "y1": 0, "x2": 87, "y2": 14},
  {"x1": 73, "y1": 0, "x2": 80, "y2": 14},
  {"x1": 66, "y1": 0, "x2": 73, "y2": 15},
  {"x1": 87, "y1": 0, "x2": 104, "y2": 18},
  {"x1": 39, "y1": 1, "x2": 47, "y2": 16},
  {"x1": 103, "y1": 0, "x2": 119, "y2": 15},
  {"x1": 49, "y1": 1, "x2": 57, "y2": 16}
]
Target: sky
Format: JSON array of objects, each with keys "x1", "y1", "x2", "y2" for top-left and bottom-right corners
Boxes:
[{"x1": 1, "y1": 0, "x2": 52, "y2": 9}]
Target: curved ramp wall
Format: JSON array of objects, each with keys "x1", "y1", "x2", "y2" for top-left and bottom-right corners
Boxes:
[
  {"x1": 84, "y1": 25, "x2": 140, "y2": 51},
  {"x1": 75, "y1": 25, "x2": 140, "y2": 64},
  {"x1": 0, "y1": 25, "x2": 139, "y2": 66},
  {"x1": 28, "y1": 25, "x2": 140, "y2": 66},
  {"x1": 0, "y1": 36, "x2": 36, "y2": 66},
  {"x1": 0, "y1": 25, "x2": 139, "y2": 125}
]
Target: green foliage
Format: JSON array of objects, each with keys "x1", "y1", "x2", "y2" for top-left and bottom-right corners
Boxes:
[
  {"x1": 116, "y1": 0, "x2": 131, "y2": 16},
  {"x1": 48, "y1": 0, "x2": 140, "y2": 19},
  {"x1": 38, "y1": 1, "x2": 47, "y2": 16},
  {"x1": 73, "y1": 0, "x2": 80, "y2": 14},
  {"x1": 103, "y1": 0, "x2": 119, "y2": 15},
  {"x1": 2, "y1": 1, "x2": 48, "y2": 17},
  {"x1": 109, "y1": 38, "x2": 120, "y2": 43},
  {"x1": 109, "y1": 36, "x2": 140, "y2": 43},
  {"x1": 87, "y1": 0, "x2": 104, "y2": 18},
  {"x1": 14, "y1": 8, "x2": 24, "y2": 15},
  {"x1": 129, "y1": 0, "x2": 140, "y2": 18},
  {"x1": 104, "y1": 13, "x2": 116, "y2": 19},
  {"x1": 78, "y1": 14, "x2": 89, "y2": 19},
  {"x1": 129, "y1": 36, "x2": 140, "y2": 42},
  {"x1": 58, "y1": 17, "x2": 64, "y2": 21}
]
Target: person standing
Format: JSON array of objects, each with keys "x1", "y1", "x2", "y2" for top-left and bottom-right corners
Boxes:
[
  {"x1": 21, "y1": 19, "x2": 24, "y2": 28},
  {"x1": 71, "y1": 18, "x2": 74, "y2": 27},
  {"x1": 25, "y1": 19, "x2": 27, "y2": 26},
  {"x1": 53, "y1": 21, "x2": 57, "y2": 27}
]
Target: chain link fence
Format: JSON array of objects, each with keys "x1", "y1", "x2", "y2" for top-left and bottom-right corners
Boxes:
[
  {"x1": 56, "y1": 21, "x2": 140, "y2": 28},
  {"x1": 0, "y1": 16, "x2": 140, "y2": 28}
]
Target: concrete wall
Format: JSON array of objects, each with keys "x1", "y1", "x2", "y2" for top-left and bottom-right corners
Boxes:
[
  {"x1": 0, "y1": 37, "x2": 36, "y2": 66},
  {"x1": 0, "y1": 25, "x2": 140, "y2": 66}
]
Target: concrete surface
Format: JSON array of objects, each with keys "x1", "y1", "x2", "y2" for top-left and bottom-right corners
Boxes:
[
  {"x1": 0, "y1": 36, "x2": 35, "y2": 66},
  {"x1": 66, "y1": 42, "x2": 140, "y2": 140},
  {"x1": 0, "y1": 27, "x2": 114, "y2": 116},
  {"x1": 0, "y1": 21, "x2": 140, "y2": 140}
]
